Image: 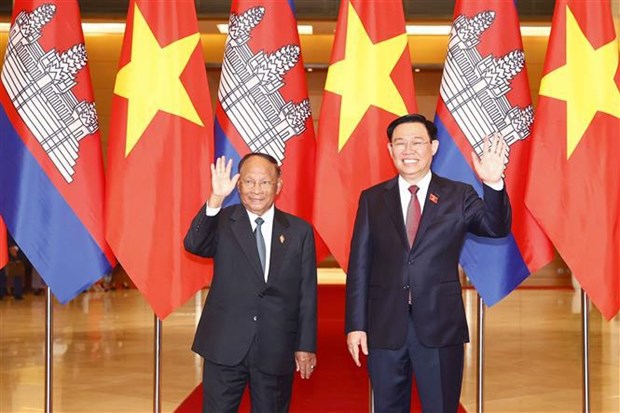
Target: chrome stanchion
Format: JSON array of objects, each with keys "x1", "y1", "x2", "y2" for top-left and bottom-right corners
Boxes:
[
  {"x1": 581, "y1": 289, "x2": 590, "y2": 413},
  {"x1": 44, "y1": 286, "x2": 53, "y2": 413},
  {"x1": 476, "y1": 294, "x2": 485, "y2": 413},
  {"x1": 154, "y1": 315, "x2": 162, "y2": 413}
]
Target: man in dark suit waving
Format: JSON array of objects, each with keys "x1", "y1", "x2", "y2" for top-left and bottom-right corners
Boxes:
[
  {"x1": 345, "y1": 114, "x2": 511, "y2": 412},
  {"x1": 185, "y1": 153, "x2": 317, "y2": 413}
]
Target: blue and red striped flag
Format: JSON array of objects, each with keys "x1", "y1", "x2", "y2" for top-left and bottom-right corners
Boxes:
[
  {"x1": 214, "y1": 0, "x2": 326, "y2": 258},
  {"x1": 432, "y1": 0, "x2": 554, "y2": 305},
  {"x1": 0, "y1": 1, "x2": 114, "y2": 302}
]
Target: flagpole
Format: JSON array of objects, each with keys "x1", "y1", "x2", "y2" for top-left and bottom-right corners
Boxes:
[
  {"x1": 44, "y1": 286, "x2": 53, "y2": 413},
  {"x1": 581, "y1": 289, "x2": 590, "y2": 413},
  {"x1": 476, "y1": 294, "x2": 485, "y2": 413},
  {"x1": 154, "y1": 315, "x2": 162, "y2": 413},
  {"x1": 369, "y1": 379, "x2": 375, "y2": 413}
]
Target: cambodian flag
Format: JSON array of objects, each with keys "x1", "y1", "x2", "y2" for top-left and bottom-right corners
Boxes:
[
  {"x1": 432, "y1": 0, "x2": 554, "y2": 305},
  {"x1": 0, "y1": 1, "x2": 114, "y2": 302},
  {"x1": 215, "y1": 0, "x2": 326, "y2": 257}
]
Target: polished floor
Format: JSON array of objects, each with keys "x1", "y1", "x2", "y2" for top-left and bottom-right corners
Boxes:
[{"x1": 0, "y1": 270, "x2": 618, "y2": 412}]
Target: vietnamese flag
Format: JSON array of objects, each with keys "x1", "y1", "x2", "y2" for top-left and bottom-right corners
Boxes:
[
  {"x1": 0, "y1": 217, "x2": 8, "y2": 269},
  {"x1": 106, "y1": 0, "x2": 214, "y2": 318},
  {"x1": 525, "y1": 0, "x2": 620, "y2": 319},
  {"x1": 314, "y1": 0, "x2": 417, "y2": 270}
]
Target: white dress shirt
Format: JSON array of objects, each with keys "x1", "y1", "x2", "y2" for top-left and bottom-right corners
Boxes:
[
  {"x1": 206, "y1": 203, "x2": 274, "y2": 281},
  {"x1": 398, "y1": 171, "x2": 432, "y2": 221},
  {"x1": 397, "y1": 172, "x2": 504, "y2": 220}
]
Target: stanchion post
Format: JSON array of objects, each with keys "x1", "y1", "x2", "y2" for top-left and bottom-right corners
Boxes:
[
  {"x1": 45, "y1": 286, "x2": 53, "y2": 413},
  {"x1": 154, "y1": 315, "x2": 162, "y2": 413},
  {"x1": 476, "y1": 294, "x2": 485, "y2": 413},
  {"x1": 369, "y1": 379, "x2": 374, "y2": 413},
  {"x1": 581, "y1": 289, "x2": 590, "y2": 413}
]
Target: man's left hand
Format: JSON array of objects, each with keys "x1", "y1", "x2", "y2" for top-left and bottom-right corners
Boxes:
[
  {"x1": 472, "y1": 132, "x2": 509, "y2": 185},
  {"x1": 295, "y1": 351, "x2": 317, "y2": 379}
]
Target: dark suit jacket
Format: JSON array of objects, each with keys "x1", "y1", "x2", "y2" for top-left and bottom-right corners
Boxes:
[
  {"x1": 345, "y1": 174, "x2": 511, "y2": 349},
  {"x1": 184, "y1": 204, "x2": 317, "y2": 376}
]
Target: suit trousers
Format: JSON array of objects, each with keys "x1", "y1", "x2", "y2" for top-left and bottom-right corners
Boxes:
[
  {"x1": 202, "y1": 337, "x2": 294, "y2": 413},
  {"x1": 368, "y1": 308, "x2": 464, "y2": 413}
]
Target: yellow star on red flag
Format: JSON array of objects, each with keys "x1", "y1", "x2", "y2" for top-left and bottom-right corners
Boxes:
[
  {"x1": 114, "y1": 4, "x2": 203, "y2": 156},
  {"x1": 325, "y1": 2, "x2": 409, "y2": 152},
  {"x1": 539, "y1": 6, "x2": 620, "y2": 159}
]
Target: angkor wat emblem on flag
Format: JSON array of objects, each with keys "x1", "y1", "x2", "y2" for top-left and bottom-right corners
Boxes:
[
  {"x1": 440, "y1": 11, "x2": 534, "y2": 158},
  {"x1": 218, "y1": 6, "x2": 311, "y2": 165},
  {"x1": 2, "y1": 4, "x2": 98, "y2": 183}
]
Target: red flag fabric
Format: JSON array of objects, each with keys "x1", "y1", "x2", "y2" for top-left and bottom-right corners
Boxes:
[
  {"x1": 213, "y1": 0, "x2": 328, "y2": 261},
  {"x1": 1, "y1": 0, "x2": 114, "y2": 301},
  {"x1": 525, "y1": 0, "x2": 620, "y2": 319},
  {"x1": 314, "y1": 0, "x2": 417, "y2": 270},
  {"x1": 106, "y1": 0, "x2": 214, "y2": 318},
  {"x1": 0, "y1": 217, "x2": 8, "y2": 269}
]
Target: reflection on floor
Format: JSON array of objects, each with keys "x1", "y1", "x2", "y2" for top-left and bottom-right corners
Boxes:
[{"x1": 0, "y1": 278, "x2": 618, "y2": 412}]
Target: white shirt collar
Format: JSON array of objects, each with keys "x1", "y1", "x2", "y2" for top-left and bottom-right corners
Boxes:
[
  {"x1": 246, "y1": 204, "x2": 275, "y2": 227},
  {"x1": 397, "y1": 171, "x2": 432, "y2": 215}
]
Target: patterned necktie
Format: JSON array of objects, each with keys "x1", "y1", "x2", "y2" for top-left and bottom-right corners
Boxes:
[
  {"x1": 254, "y1": 217, "x2": 266, "y2": 274},
  {"x1": 406, "y1": 185, "x2": 421, "y2": 248}
]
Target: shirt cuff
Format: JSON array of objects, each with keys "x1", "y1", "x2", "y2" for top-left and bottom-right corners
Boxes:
[
  {"x1": 484, "y1": 180, "x2": 504, "y2": 191},
  {"x1": 205, "y1": 203, "x2": 221, "y2": 217}
]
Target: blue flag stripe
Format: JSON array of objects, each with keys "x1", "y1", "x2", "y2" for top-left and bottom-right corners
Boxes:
[
  {"x1": 0, "y1": 106, "x2": 112, "y2": 303},
  {"x1": 433, "y1": 115, "x2": 529, "y2": 305},
  {"x1": 214, "y1": 118, "x2": 241, "y2": 208}
]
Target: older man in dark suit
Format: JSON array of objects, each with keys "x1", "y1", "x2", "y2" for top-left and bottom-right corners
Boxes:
[
  {"x1": 185, "y1": 153, "x2": 317, "y2": 413},
  {"x1": 345, "y1": 114, "x2": 512, "y2": 412}
]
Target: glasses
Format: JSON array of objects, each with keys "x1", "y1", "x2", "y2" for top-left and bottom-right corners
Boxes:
[
  {"x1": 391, "y1": 140, "x2": 431, "y2": 151},
  {"x1": 240, "y1": 179, "x2": 275, "y2": 190}
]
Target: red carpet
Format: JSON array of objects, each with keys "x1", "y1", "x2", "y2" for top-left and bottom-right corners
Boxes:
[{"x1": 175, "y1": 285, "x2": 466, "y2": 412}]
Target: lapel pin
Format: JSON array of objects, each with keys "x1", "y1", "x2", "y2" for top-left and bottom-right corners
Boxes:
[
  {"x1": 429, "y1": 193, "x2": 439, "y2": 204},
  {"x1": 279, "y1": 234, "x2": 285, "y2": 244}
]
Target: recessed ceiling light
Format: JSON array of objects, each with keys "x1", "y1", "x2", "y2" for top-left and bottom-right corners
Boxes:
[
  {"x1": 405, "y1": 24, "x2": 550, "y2": 37},
  {"x1": 0, "y1": 22, "x2": 125, "y2": 34},
  {"x1": 217, "y1": 24, "x2": 312, "y2": 35}
]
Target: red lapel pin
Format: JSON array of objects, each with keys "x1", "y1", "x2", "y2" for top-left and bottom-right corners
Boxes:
[{"x1": 429, "y1": 193, "x2": 439, "y2": 204}]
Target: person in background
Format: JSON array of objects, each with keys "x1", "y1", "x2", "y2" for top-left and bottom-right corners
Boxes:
[{"x1": 0, "y1": 234, "x2": 24, "y2": 300}]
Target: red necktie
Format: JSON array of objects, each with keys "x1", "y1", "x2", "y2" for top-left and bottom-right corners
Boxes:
[{"x1": 406, "y1": 185, "x2": 421, "y2": 248}]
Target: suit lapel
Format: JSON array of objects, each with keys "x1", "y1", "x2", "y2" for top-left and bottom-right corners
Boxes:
[
  {"x1": 411, "y1": 174, "x2": 441, "y2": 253},
  {"x1": 266, "y1": 209, "x2": 290, "y2": 285},
  {"x1": 383, "y1": 178, "x2": 410, "y2": 251},
  {"x1": 230, "y1": 205, "x2": 265, "y2": 284}
]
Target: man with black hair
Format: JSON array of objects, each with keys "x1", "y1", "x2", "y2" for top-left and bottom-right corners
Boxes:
[{"x1": 346, "y1": 114, "x2": 512, "y2": 412}]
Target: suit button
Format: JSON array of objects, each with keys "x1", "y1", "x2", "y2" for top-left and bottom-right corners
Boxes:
[
  {"x1": 403, "y1": 285, "x2": 409, "y2": 290},
  {"x1": 252, "y1": 316, "x2": 257, "y2": 322},
  {"x1": 408, "y1": 260, "x2": 414, "y2": 265}
]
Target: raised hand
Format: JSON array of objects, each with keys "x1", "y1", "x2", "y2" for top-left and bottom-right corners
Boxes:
[
  {"x1": 471, "y1": 132, "x2": 509, "y2": 185},
  {"x1": 209, "y1": 156, "x2": 240, "y2": 208}
]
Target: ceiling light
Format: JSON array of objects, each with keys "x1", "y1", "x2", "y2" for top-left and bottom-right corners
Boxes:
[
  {"x1": 406, "y1": 25, "x2": 452, "y2": 36},
  {"x1": 405, "y1": 24, "x2": 550, "y2": 37},
  {"x1": 0, "y1": 22, "x2": 125, "y2": 34},
  {"x1": 217, "y1": 24, "x2": 312, "y2": 35}
]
